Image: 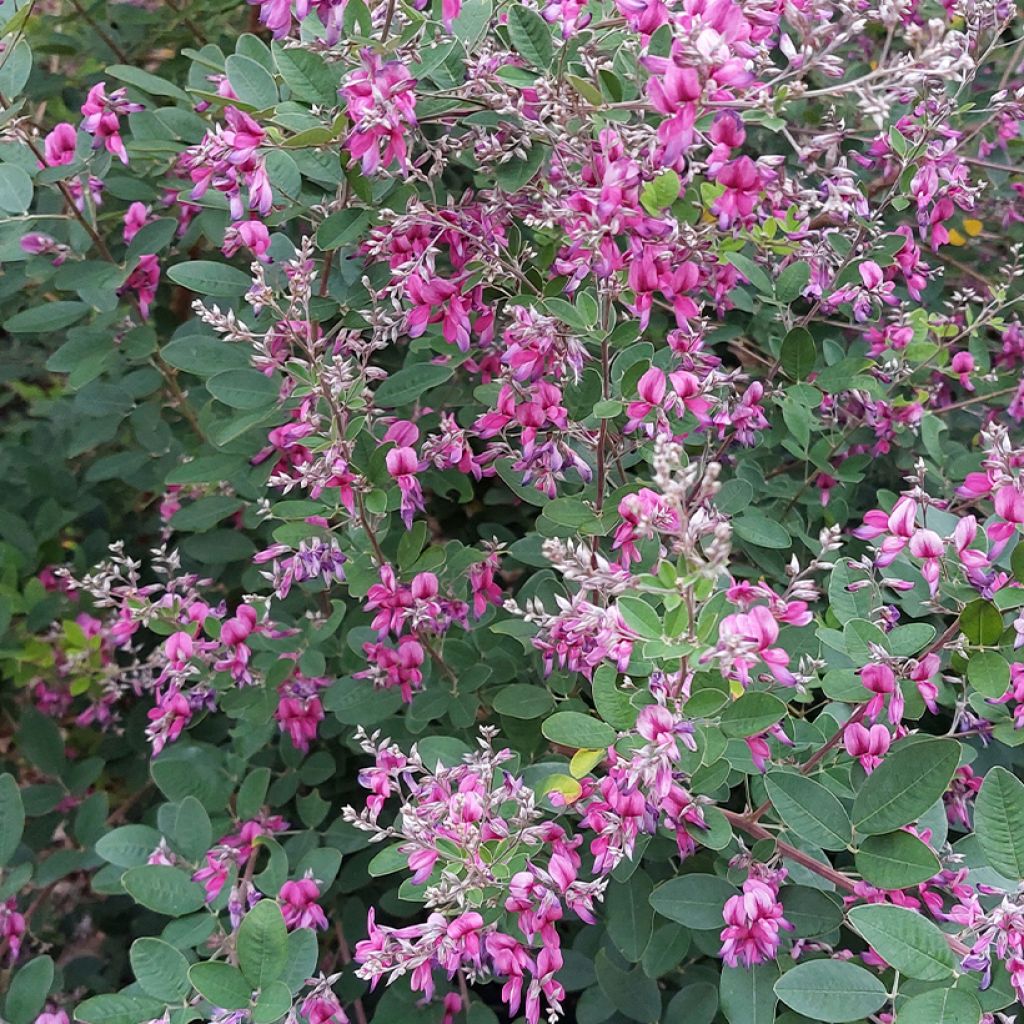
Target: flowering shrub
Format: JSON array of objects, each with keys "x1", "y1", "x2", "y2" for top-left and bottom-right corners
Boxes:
[{"x1": 4, "y1": 0, "x2": 1024, "y2": 1021}]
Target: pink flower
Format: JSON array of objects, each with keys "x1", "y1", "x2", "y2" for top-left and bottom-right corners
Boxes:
[
  {"x1": 146, "y1": 687, "x2": 192, "y2": 755},
  {"x1": 0, "y1": 898, "x2": 26, "y2": 963},
  {"x1": 119, "y1": 254, "x2": 160, "y2": 319},
  {"x1": 341, "y1": 52, "x2": 418, "y2": 175},
  {"x1": 717, "y1": 604, "x2": 795, "y2": 686},
  {"x1": 713, "y1": 156, "x2": 763, "y2": 228},
  {"x1": 223, "y1": 220, "x2": 271, "y2": 262},
  {"x1": 20, "y1": 233, "x2": 70, "y2": 265},
  {"x1": 385, "y1": 445, "x2": 426, "y2": 529},
  {"x1": 861, "y1": 663, "x2": 903, "y2": 725},
  {"x1": 275, "y1": 692, "x2": 324, "y2": 752},
  {"x1": 123, "y1": 202, "x2": 151, "y2": 244},
  {"x1": 279, "y1": 877, "x2": 329, "y2": 930},
  {"x1": 720, "y1": 877, "x2": 793, "y2": 968},
  {"x1": 951, "y1": 351, "x2": 975, "y2": 391},
  {"x1": 300, "y1": 990, "x2": 349, "y2": 1024},
  {"x1": 844, "y1": 722, "x2": 891, "y2": 772},
  {"x1": 164, "y1": 631, "x2": 194, "y2": 668},
  {"x1": 909, "y1": 653, "x2": 940, "y2": 713},
  {"x1": 80, "y1": 83, "x2": 141, "y2": 164},
  {"x1": 908, "y1": 528, "x2": 944, "y2": 595},
  {"x1": 43, "y1": 122, "x2": 78, "y2": 166}
]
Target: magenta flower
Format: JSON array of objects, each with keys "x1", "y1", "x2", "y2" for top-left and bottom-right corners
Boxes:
[
  {"x1": 80, "y1": 83, "x2": 141, "y2": 164},
  {"x1": 43, "y1": 122, "x2": 78, "y2": 166},
  {"x1": 341, "y1": 52, "x2": 418, "y2": 176},
  {"x1": 844, "y1": 722, "x2": 891, "y2": 773},
  {"x1": 279, "y1": 877, "x2": 329, "y2": 930},
  {"x1": 720, "y1": 877, "x2": 793, "y2": 968}
]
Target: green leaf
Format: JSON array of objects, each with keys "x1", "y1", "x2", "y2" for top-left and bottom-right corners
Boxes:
[
  {"x1": 960, "y1": 599, "x2": 1003, "y2": 645},
  {"x1": 724, "y1": 252, "x2": 773, "y2": 295},
  {"x1": 252, "y1": 981, "x2": 291, "y2": 1024},
  {"x1": 1012, "y1": 541, "x2": 1024, "y2": 585},
  {"x1": 641, "y1": 924, "x2": 690, "y2": 979},
  {"x1": 594, "y1": 950, "x2": 661, "y2": 1023},
  {"x1": 323, "y1": 679, "x2": 403, "y2": 725},
  {"x1": 375, "y1": 364, "x2": 454, "y2": 407},
  {"x1": 189, "y1": 962, "x2": 252, "y2": 1010},
  {"x1": 182, "y1": 529, "x2": 256, "y2": 564},
  {"x1": 640, "y1": 170, "x2": 681, "y2": 214},
  {"x1": 775, "y1": 261, "x2": 810, "y2": 303},
  {"x1": 720, "y1": 692, "x2": 787, "y2": 738},
  {"x1": 852, "y1": 738, "x2": 959, "y2": 835},
  {"x1": 18, "y1": 708, "x2": 66, "y2": 775},
  {"x1": 593, "y1": 666, "x2": 637, "y2": 731},
  {"x1": 506, "y1": 5, "x2": 552, "y2": 67},
  {"x1": 855, "y1": 830, "x2": 940, "y2": 889},
  {"x1": 452, "y1": 0, "x2": 492, "y2": 42},
  {"x1": 898, "y1": 989, "x2": 982, "y2": 1024},
  {"x1": 732, "y1": 514, "x2": 791, "y2": 549},
  {"x1": 106, "y1": 64, "x2": 192, "y2": 102},
  {"x1": 226, "y1": 54, "x2": 279, "y2": 108},
  {"x1": 170, "y1": 496, "x2": 244, "y2": 532},
  {"x1": 648, "y1": 873, "x2": 737, "y2": 929},
  {"x1": 782, "y1": 886, "x2": 843, "y2": 939},
  {"x1": 5, "y1": 955, "x2": 54, "y2": 1024},
  {"x1": 95, "y1": 825, "x2": 163, "y2": 868},
  {"x1": 0, "y1": 40, "x2": 32, "y2": 97},
  {"x1": 317, "y1": 209, "x2": 371, "y2": 250},
  {"x1": 6, "y1": 301, "x2": 89, "y2": 333},
  {"x1": 127, "y1": 218, "x2": 177, "y2": 260},
  {"x1": 169, "y1": 796, "x2": 213, "y2": 862},
  {"x1": 774, "y1": 960, "x2": 886, "y2": 1022},
  {"x1": 495, "y1": 144, "x2": 548, "y2": 192},
  {"x1": 161, "y1": 336, "x2": 250, "y2": 376},
  {"x1": 616, "y1": 596, "x2": 662, "y2": 638},
  {"x1": 130, "y1": 938, "x2": 191, "y2": 1002},
  {"x1": 208, "y1": 369, "x2": 281, "y2": 410},
  {"x1": 167, "y1": 262, "x2": 253, "y2": 297},
  {"x1": 966, "y1": 651, "x2": 1010, "y2": 698},
  {"x1": 765, "y1": 772, "x2": 852, "y2": 850},
  {"x1": 75, "y1": 994, "x2": 166, "y2": 1024},
  {"x1": 605, "y1": 873, "x2": 654, "y2": 963},
  {"x1": 367, "y1": 843, "x2": 407, "y2": 877},
  {"x1": 829, "y1": 559, "x2": 874, "y2": 624},
  {"x1": 719, "y1": 964, "x2": 778, "y2": 1024},
  {"x1": 281, "y1": 929, "x2": 319, "y2": 994},
  {"x1": 491, "y1": 684, "x2": 554, "y2": 719},
  {"x1": 0, "y1": 773, "x2": 24, "y2": 866},
  {"x1": 974, "y1": 766, "x2": 1024, "y2": 880},
  {"x1": 237, "y1": 900, "x2": 288, "y2": 988},
  {"x1": 847, "y1": 904, "x2": 954, "y2": 981},
  {"x1": 541, "y1": 711, "x2": 616, "y2": 750},
  {"x1": 780, "y1": 327, "x2": 816, "y2": 379},
  {"x1": 273, "y1": 43, "x2": 338, "y2": 104},
  {"x1": 0, "y1": 163, "x2": 33, "y2": 213},
  {"x1": 122, "y1": 865, "x2": 206, "y2": 917}
]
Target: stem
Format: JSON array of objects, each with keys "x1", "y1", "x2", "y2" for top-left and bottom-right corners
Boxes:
[
  {"x1": 722, "y1": 809, "x2": 856, "y2": 891},
  {"x1": 380, "y1": 0, "x2": 397, "y2": 42},
  {"x1": 154, "y1": 353, "x2": 208, "y2": 445},
  {"x1": 66, "y1": 0, "x2": 128, "y2": 61},
  {"x1": 333, "y1": 921, "x2": 369, "y2": 1024}
]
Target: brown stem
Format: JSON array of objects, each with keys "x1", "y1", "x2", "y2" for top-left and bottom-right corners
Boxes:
[
  {"x1": 333, "y1": 921, "x2": 369, "y2": 1024},
  {"x1": 380, "y1": 0, "x2": 397, "y2": 41},
  {"x1": 67, "y1": 0, "x2": 128, "y2": 61},
  {"x1": 357, "y1": 497, "x2": 387, "y2": 566},
  {"x1": 154, "y1": 353, "x2": 208, "y2": 445},
  {"x1": 722, "y1": 809, "x2": 856, "y2": 892},
  {"x1": 421, "y1": 633, "x2": 459, "y2": 695}
]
